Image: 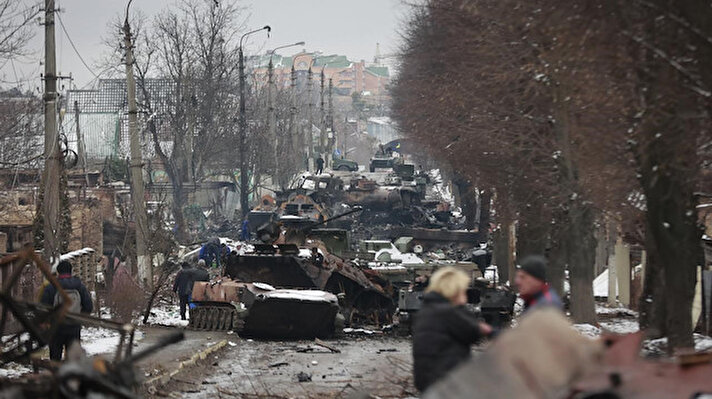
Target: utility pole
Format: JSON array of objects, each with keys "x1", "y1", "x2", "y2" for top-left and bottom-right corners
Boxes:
[
  {"x1": 74, "y1": 101, "x2": 89, "y2": 187},
  {"x1": 124, "y1": 0, "x2": 151, "y2": 288},
  {"x1": 307, "y1": 67, "x2": 314, "y2": 171},
  {"x1": 268, "y1": 42, "x2": 303, "y2": 189},
  {"x1": 328, "y1": 77, "x2": 334, "y2": 163},
  {"x1": 268, "y1": 59, "x2": 277, "y2": 187},
  {"x1": 42, "y1": 0, "x2": 61, "y2": 262},
  {"x1": 319, "y1": 69, "x2": 326, "y2": 166},
  {"x1": 289, "y1": 64, "x2": 298, "y2": 159},
  {"x1": 238, "y1": 26, "x2": 270, "y2": 217}
]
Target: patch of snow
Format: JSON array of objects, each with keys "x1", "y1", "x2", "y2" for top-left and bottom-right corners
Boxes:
[
  {"x1": 373, "y1": 248, "x2": 424, "y2": 265},
  {"x1": 0, "y1": 362, "x2": 32, "y2": 378},
  {"x1": 261, "y1": 289, "x2": 338, "y2": 304},
  {"x1": 573, "y1": 323, "x2": 601, "y2": 338},
  {"x1": 643, "y1": 334, "x2": 712, "y2": 357},
  {"x1": 343, "y1": 328, "x2": 377, "y2": 335},
  {"x1": 81, "y1": 327, "x2": 144, "y2": 357},
  {"x1": 253, "y1": 282, "x2": 276, "y2": 291},
  {"x1": 600, "y1": 319, "x2": 639, "y2": 334},
  {"x1": 144, "y1": 305, "x2": 189, "y2": 327},
  {"x1": 596, "y1": 304, "x2": 638, "y2": 318}
]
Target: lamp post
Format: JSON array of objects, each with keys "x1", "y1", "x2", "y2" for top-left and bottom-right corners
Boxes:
[
  {"x1": 292, "y1": 53, "x2": 318, "y2": 171},
  {"x1": 268, "y1": 41, "x2": 304, "y2": 189},
  {"x1": 238, "y1": 25, "x2": 270, "y2": 218}
]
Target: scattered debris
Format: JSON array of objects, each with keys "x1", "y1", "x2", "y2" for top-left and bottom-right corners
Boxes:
[
  {"x1": 314, "y1": 338, "x2": 341, "y2": 353},
  {"x1": 296, "y1": 371, "x2": 312, "y2": 382}
]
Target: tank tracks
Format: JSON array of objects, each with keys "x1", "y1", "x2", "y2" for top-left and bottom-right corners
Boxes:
[{"x1": 188, "y1": 306, "x2": 244, "y2": 331}]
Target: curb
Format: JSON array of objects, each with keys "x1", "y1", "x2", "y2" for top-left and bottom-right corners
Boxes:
[{"x1": 144, "y1": 339, "x2": 228, "y2": 390}]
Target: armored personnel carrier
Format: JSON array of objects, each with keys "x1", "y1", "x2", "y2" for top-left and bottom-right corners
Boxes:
[{"x1": 190, "y1": 279, "x2": 339, "y2": 338}]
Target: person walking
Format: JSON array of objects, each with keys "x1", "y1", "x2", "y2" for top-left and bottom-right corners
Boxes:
[
  {"x1": 515, "y1": 255, "x2": 564, "y2": 313},
  {"x1": 173, "y1": 262, "x2": 195, "y2": 320},
  {"x1": 412, "y1": 267, "x2": 493, "y2": 392},
  {"x1": 315, "y1": 155, "x2": 325, "y2": 175},
  {"x1": 41, "y1": 260, "x2": 93, "y2": 361}
]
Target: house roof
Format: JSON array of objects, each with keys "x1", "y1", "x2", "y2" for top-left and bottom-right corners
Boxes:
[{"x1": 366, "y1": 66, "x2": 390, "y2": 78}]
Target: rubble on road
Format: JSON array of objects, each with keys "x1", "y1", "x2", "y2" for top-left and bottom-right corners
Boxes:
[{"x1": 0, "y1": 248, "x2": 185, "y2": 398}]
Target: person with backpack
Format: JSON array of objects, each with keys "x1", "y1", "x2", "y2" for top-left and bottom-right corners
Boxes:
[{"x1": 41, "y1": 260, "x2": 93, "y2": 361}]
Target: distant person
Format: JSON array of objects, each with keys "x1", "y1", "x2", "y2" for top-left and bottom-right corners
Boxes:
[
  {"x1": 199, "y1": 238, "x2": 221, "y2": 267},
  {"x1": 311, "y1": 247, "x2": 324, "y2": 268},
  {"x1": 240, "y1": 219, "x2": 250, "y2": 241},
  {"x1": 315, "y1": 156, "x2": 325, "y2": 175},
  {"x1": 173, "y1": 262, "x2": 194, "y2": 320},
  {"x1": 41, "y1": 260, "x2": 93, "y2": 361},
  {"x1": 193, "y1": 259, "x2": 210, "y2": 283},
  {"x1": 472, "y1": 243, "x2": 492, "y2": 277},
  {"x1": 515, "y1": 255, "x2": 563, "y2": 313},
  {"x1": 412, "y1": 267, "x2": 493, "y2": 392}
]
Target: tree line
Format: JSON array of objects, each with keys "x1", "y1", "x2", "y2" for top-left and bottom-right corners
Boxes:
[{"x1": 392, "y1": 0, "x2": 712, "y2": 350}]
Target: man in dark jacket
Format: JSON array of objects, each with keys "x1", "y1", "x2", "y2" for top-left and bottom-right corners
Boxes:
[
  {"x1": 193, "y1": 259, "x2": 210, "y2": 283},
  {"x1": 515, "y1": 255, "x2": 564, "y2": 313},
  {"x1": 315, "y1": 156, "x2": 324, "y2": 175},
  {"x1": 412, "y1": 267, "x2": 492, "y2": 392},
  {"x1": 41, "y1": 260, "x2": 93, "y2": 361},
  {"x1": 173, "y1": 262, "x2": 195, "y2": 320}
]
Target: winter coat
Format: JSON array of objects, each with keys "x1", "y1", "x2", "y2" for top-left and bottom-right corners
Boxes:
[
  {"x1": 522, "y1": 284, "x2": 564, "y2": 313},
  {"x1": 192, "y1": 268, "x2": 210, "y2": 283},
  {"x1": 173, "y1": 268, "x2": 195, "y2": 297},
  {"x1": 41, "y1": 274, "x2": 93, "y2": 331},
  {"x1": 412, "y1": 291, "x2": 483, "y2": 392}
]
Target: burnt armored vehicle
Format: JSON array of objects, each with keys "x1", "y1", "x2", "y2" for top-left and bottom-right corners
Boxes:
[
  {"x1": 190, "y1": 279, "x2": 339, "y2": 338},
  {"x1": 226, "y1": 243, "x2": 394, "y2": 325},
  {"x1": 395, "y1": 275, "x2": 516, "y2": 334}
]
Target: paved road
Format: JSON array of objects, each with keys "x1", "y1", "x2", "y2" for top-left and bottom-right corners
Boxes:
[{"x1": 146, "y1": 333, "x2": 416, "y2": 399}]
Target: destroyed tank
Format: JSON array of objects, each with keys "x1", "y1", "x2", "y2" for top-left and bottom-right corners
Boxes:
[
  {"x1": 190, "y1": 279, "x2": 340, "y2": 338},
  {"x1": 396, "y1": 276, "x2": 516, "y2": 334},
  {"x1": 226, "y1": 243, "x2": 395, "y2": 325},
  {"x1": 342, "y1": 177, "x2": 419, "y2": 211}
]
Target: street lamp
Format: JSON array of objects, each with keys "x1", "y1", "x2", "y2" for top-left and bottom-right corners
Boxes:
[
  {"x1": 238, "y1": 25, "x2": 270, "y2": 218},
  {"x1": 267, "y1": 41, "x2": 304, "y2": 189}
]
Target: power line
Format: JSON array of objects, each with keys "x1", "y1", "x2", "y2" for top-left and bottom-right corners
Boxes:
[{"x1": 55, "y1": 12, "x2": 99, "y2": 79}]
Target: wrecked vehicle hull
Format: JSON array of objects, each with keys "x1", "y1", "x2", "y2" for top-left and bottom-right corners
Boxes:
[
  {"x1": 240, "y1": 290, "x2": 339, "y2": 339},
  {"x1": 190, "y1": 280, "x2": 340, "y2": 338},
  {"x1": 225, "y1": 246, "x2": 395, "y2": 325}
]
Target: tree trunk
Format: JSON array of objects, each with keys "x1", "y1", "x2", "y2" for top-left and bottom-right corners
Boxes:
[
  {"x1": 547, "y1": 224, "x2": 567, "y2": 302},
  {"x1": 479, "y1": 189, "x2": 492, "y2": 238},
  {"x1": 516, "y1": 203, "x2": 549, "y2": 259},
  {"x1": 638, "y1": 227, "x2": 667, "y2": 338},
  {"x1": 172, "y1": 183, "x2": 189, "y2": 244},
  {"x1": 640, "y1": 154, "x2": 698, "y2": 350},
  {"x1": 493, "y1": 220, "x2": 512, "y2": 283},
  {"x1": 566, "y1": 202, "x2": 597, "y2": 324}
]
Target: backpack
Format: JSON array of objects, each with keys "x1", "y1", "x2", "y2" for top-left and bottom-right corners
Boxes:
[{"x1": 54, "y1": 289, "x2": 82, "y2": 316}]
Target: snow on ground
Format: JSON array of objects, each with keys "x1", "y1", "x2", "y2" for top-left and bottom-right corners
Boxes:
[
  {"x1": 82, "y1": 327, "x2": 144, "y2": 357},
  {"x1": 643, "y1": 334, "x2": 712, "y2": 356},
  {"x1": 0, "y1": 363, "x2": 32, "y2": 378},
  {"x1": 596, "y1": 303, "x2": 638, "y2": 317},
  {"x1": 144, "y1": 305, "x2": 189, "y2": 328}
]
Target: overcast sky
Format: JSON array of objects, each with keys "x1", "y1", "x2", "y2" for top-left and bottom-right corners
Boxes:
[{"x1": 4, "y1": 0, "x2": 407, "y2": 91}]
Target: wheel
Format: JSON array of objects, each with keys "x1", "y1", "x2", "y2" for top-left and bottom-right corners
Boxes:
[{"x1": 338, "y1": 165, "x2": 350, "y2": 171}]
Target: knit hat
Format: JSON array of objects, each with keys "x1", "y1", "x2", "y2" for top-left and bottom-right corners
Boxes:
[{"x1": 518, "y1": 255, "x2": 547, "y2": 282}]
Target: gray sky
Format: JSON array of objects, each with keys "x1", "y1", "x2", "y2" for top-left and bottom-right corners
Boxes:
[{"x1": 3, "y1": 0, "x2": 407, "y2": 91}]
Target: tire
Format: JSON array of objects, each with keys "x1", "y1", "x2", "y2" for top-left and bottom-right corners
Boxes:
[{"x1": 338, "y1": 165, "x2": 350, "y2": 171}]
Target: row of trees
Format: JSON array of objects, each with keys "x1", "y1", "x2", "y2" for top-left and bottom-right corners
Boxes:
[{"x1": 393, "y1": 0, "x2": 712, "y2": 350}]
